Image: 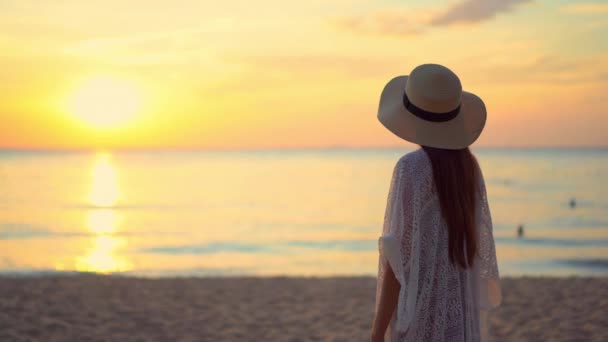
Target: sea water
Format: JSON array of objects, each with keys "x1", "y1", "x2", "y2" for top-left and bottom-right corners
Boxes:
[{"x1": 0, "y1": 148, "x2": 606, "y2": 277}]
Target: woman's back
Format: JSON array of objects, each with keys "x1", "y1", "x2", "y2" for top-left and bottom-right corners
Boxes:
[
  {"x1": 372, "y1": 63, "x2": 500, "y2": 342},
  {"x1": 376, "y1": 149, "x2": 500, "y2": 341}
]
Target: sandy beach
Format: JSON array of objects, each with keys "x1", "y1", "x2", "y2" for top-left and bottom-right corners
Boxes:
[{"x1": 0, "y1": 276, "x2": 606, "y2": 341}]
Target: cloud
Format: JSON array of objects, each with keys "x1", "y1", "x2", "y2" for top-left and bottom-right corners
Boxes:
[
  {"x1": 431, "y1": 0, "x2": 533, "y2": 26},
  {"x1": 560, "y1": 3, "x2": 608, "y2": 14},
  {"x1": 226, "y1": 54, "x2": 398, "y2": 77},
  {"x1": 335, "y1": 0, "x2": 533, "y2": 36},
  {"x1": 333, "y1": 9, "x2": 429, "y2": 36},
  {"x1": 471, "y1": 53, "x2": 608, "y2": 85},
  {"x1": 197, "y1": 53, "x2": 402, "y2": 97}
]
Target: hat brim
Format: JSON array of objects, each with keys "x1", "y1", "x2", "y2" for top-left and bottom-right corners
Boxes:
[{"x1": 377, "y1": 75, "x2": 487, "y2": 150}]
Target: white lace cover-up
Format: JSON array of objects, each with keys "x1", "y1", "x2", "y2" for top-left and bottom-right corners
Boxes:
[{"x1": 376, "y1": 149, "x2": 501, "y2": 342}]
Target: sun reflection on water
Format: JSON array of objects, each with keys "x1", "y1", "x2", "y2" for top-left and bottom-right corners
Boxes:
[
  {"x1": 88, "y1": 153, "x2": 119, "y2": 208},
  {"x1": 76, "y1": 236, "x2": 131, "y2": 273},
  {"x1": 87, "y1": 209, "x2": 120, "y2": 234},
  {"x1": 74, "y1": 153, "x2": 132, "y2": 273}
]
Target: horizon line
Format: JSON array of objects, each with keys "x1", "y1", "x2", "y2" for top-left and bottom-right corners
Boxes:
[{"x1": 1, "y1": 145, "x2": 608, "y2": 153}]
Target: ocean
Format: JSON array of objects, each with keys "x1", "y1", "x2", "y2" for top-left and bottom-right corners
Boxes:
[{"x1": 0, "y1": 148, "x2": 606, "y2": 277}]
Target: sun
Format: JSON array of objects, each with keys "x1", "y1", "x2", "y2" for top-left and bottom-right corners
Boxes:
[{"x1": 68, "y1": 76, "x2": 142, "y2": 129}]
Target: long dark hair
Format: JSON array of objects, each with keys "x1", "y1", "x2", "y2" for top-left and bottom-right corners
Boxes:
[{"x1": 421, "y1": 146, "x2": 479, "y2": 269}]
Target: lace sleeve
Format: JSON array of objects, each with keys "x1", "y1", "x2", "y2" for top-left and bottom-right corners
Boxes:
[
  {"x1": 477, "y1": 170, "x2": 502, "y2": 310},
  {"x1": 375, "y1": 159, "x2": 410, "y2": 316}
]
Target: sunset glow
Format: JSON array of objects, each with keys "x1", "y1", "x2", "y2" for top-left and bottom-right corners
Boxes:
[
  {"x1": 0, "y1": 0, "x2": 606, "y2": 149},
  {"x1": 68, "y1": 76, "x2": 142, "y2": 130}
]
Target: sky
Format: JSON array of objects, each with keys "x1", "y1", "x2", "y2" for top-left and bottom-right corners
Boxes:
[{"x1": 0, "y1": 0, "x2": 607, "y2": 149}]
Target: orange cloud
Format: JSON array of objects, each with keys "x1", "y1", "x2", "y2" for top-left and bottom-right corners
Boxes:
[
  {"x1": 333, "y1": 9, "x2": 428, "y2": 36},
  {"x1": 431, "y1": 0, "x2": 533, "y2": 26},
  {"x1": 335, "y1": 0, "x2": 534, "y2": 36}
]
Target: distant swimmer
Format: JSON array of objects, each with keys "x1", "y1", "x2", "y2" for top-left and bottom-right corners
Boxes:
[
  {"x1": 517, "y1": 224, "x2": 524, "y2": 238},
  {"x1": 569, "y1": 198, "x2": 576, "y2": 209}
]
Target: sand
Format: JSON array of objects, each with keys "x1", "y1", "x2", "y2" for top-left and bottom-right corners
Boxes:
[{"x1": 0, "y1": 276, "x2": 606, "y2": 341}]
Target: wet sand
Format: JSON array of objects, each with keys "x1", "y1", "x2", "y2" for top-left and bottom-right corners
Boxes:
[{"x1": 0, "y1": 276, "x2": 606, "y2": 341}]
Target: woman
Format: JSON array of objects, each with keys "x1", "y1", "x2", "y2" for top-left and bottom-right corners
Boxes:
[{"x1": 371, "y1": 64, "x2": 501, "y2": 342}]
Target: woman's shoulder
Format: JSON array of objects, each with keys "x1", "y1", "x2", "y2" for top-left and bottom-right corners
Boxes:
[
  {"x1": 392, "y1": 149, "x2": 433, "y2": 192},
  {"x1": 396, "y1": 149, "x2": 431, "y2": 173}
]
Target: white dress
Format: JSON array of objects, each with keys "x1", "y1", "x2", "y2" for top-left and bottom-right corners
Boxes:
[{"x1": 376, "y1": 149, "x2": 501, "y2": 342}]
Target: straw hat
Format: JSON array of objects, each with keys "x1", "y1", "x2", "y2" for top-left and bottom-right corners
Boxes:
[{"x1": 377, "y1": 64, "x2": 486, "y2": 149}]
